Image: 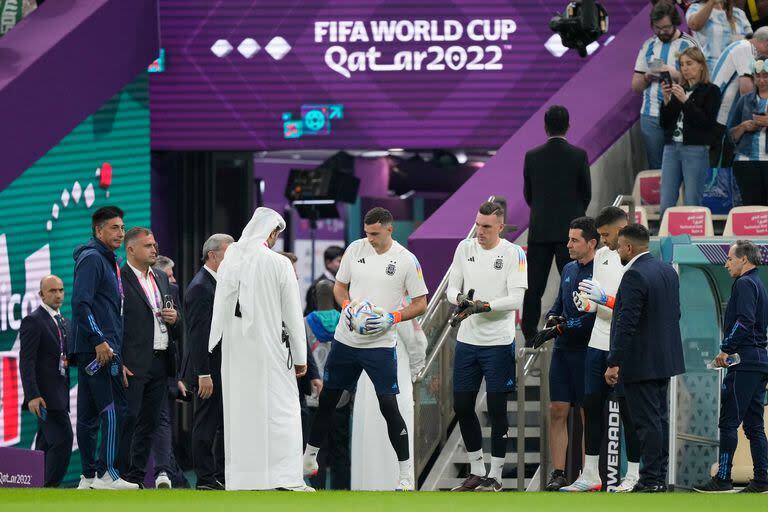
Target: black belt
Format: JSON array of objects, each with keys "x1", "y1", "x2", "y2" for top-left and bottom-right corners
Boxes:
[{"x1": 153, "y1": 349, "x2": 168, "y2": 358}]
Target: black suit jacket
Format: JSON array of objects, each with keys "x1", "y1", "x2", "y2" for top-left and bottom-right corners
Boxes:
[
  {"x1": 523, "y1": 138, "x2": 591, "y2": 243},
  {"x1": 183, "y1": 267, "x2": 221, "y2": 387},
  {"x1": 608, "y1": 253, "x2": 686, "y2": 383},
  {"x1": 19, "y1": 306, "x2": 71, "y2": 411},
  {"x1": 121, "y1": 265, "x2": 180, "y2": 379}
]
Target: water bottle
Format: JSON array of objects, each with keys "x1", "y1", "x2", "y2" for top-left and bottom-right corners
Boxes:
[
  {"x1": 84, "y1": 354, "x2": 120, "y2": 376},
  {"x1": 706, "y1": 353, "x2": 741, "y2": 369}
]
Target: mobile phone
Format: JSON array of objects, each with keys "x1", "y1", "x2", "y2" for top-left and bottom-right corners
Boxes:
[
  {"x1": 39, "y1": 406, "x2": 47, "y2": 422},
  {"x1": 163, "y1": 294, "x2": 174, "y2": 309},
  {"x1": 660, "y1": 71, "x2": 673, "y2": 87}
]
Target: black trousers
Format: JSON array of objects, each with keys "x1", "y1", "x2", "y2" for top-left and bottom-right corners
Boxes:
[
  {"x1": 623, "y1": 379, "x2": 670, "y2": 486},
  {"x1": 307, "y1": 403, "x2": 352, "y2": 490},
  {"x1": 521, "y1": 241, "x2": 570, "y2": 340},
  {"x1": 121, "y1": 351, "x2": 170, "y2": 483},
  {"x1": 192, "y1": 374, "x2": 225, "y2": 487},
  {"x1": 733, "y1": 160, "x2": 768, "y2": 206},
  {"x1": 35, "y1": 409, "x2": 73, "y2": 487}
]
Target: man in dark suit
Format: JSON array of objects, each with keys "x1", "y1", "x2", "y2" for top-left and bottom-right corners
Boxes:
[
  {"x1": 118, "y1": 227, "x2": 180, "y2": 486},
  {"x1": 605, "y1": 224, "x2": 685, "y2": 493},
  {"x1": 184, "y1": 233, "x2": 233, "y2": 490},
  {"x1": 19, "y1": 275, "x2": 73, "y2": 487},
  {"x1": 522, "y1": 105, "x2": 592, "y2": 343}
]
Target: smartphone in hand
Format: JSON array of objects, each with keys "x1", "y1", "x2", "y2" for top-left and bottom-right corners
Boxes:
[{"x1": 659, "y1": 71, "x2": 673, "y2": 87}]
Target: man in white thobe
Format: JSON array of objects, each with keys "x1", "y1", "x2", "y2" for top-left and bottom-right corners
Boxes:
[{"x1": 208, "y1": 208, "x2": 311, "y2": 491}]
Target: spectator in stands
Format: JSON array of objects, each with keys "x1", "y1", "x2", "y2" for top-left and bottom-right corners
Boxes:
[
  {"x1": 659, "y1": 46, "x2": 721, "y2": 215},
  {"x1": 687, "y1": 0, "x2": 752, "y2": 71},
  {"x1": 522, "y1": 105, "x2": 591, "y2": 345},
  {"x1": 304, "y1": 245, "x2": 344, "y2": 315},
  {"x1": 634, "y1": 1, "x2": 699, "y2": 170},
  {"x1": 727, "y1": 56, "x2": 768, "y2": 204},
  {"x1": 712, "y1": 28, "x2": 768, "y2": 132}
]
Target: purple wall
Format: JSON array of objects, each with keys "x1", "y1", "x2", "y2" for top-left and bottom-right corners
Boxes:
[
  {"x1": 410, "y1": 6, "x2": 650, "y2": 293},
  {"x1": 0, "y1": 447, "x2": 43, "y2": 488},
  {"x1": 0, "y1": 0, "x2": 159, "y2": 192},
  {"x1": 150, "y1": 0, "x2": 648, "y2": 150}
]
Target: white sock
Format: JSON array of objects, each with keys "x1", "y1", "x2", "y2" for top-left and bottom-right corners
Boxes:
[
  {"x1": 398, "y1": 459, "x2": 413, "y2": 481},
  {"x1": 582, "y1": 455, "x2": 600, "y2": 480},
  {"x1": 488, "y1": 456, "x2": 505, "y2": 481},
  {"x1": 468, "y1": 449, "x2": 485, "y2": 476},
  {"x1": 304, "y1": 444, "x2": 320, "y2": 464},
  {"x1": 625, "y1": 461, "x2": 640, "y2": 479}
]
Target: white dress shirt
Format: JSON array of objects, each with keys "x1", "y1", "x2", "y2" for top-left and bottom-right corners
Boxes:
[{"x1": 128, "y1": 263, "x2": 169, "y2": 350}]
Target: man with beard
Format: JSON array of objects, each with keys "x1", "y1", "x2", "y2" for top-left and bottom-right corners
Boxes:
[{"x1": 632, "y1": 1, "x2": 698, "y2": 169}]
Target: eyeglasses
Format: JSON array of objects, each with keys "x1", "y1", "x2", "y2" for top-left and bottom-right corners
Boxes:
[{"x1": 653, "y1": 24, "x2": 675, "y2": 33}]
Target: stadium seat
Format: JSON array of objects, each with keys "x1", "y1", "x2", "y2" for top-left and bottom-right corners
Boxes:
[
  {"x1": 631, "y1": 170, "x2": 683, "y2": 221},
  {"x1": 632, "y1": 170, "x2": 661, "y2": 218},
  {"x1": 722, "y1": 206, "x2": 768, "y2": 237},
  {"x1": 659, "y1": 206, "x2": 715, "y2": 237},
  {"x1": 620, "y1": 205, "x2": 649, "y2": 228}
]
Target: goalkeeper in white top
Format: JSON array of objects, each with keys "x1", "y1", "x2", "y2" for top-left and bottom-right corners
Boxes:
[
  {"x1": 302, "y1": 207, "x2": 428, "y2": 491},
  {"x1": 563, "y1": 206, "x2": 641, "y2": 492},
  {"x1": 446, "y1": 201, "x2": 528, "y2": 492}
]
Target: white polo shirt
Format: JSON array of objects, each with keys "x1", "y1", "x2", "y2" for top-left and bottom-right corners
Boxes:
[
  {"x1": 446, "y1": 238, "x2": 527, "y2": 346},
  {"x1": 334, "y1": 239, "x2": 428, "y2": 349},
  {"x1": 587, "y1": 246, "x2": 625, "y2": 351}
]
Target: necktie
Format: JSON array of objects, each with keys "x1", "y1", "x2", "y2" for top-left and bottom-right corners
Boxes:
[{"x1": 54, "y1": 314, "x2": 67, "y2": 351}]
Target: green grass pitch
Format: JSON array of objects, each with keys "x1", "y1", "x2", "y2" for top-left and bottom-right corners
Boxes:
[{"x1": 1, "y1": 489, "x2": 765, "y2": 512}]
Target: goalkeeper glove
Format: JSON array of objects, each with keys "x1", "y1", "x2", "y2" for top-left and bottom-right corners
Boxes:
[
  {"x1": 342, "y1": 299, "x2": 359, "y2": 332},
  {"x1": 572, "y1": 291, "x2": 597, "y2": 313},
  {"x1": 365, "y1": 306, "x2": 402, "y2": 335},
  {"x1": 578, "y1": 279, "x2": 615, "y2": 309},
  {"x1": 531, "y1": 322, "x2": 564, "y2": 349},
  {"x1": 450, "y1": 292, "x2": 491, "y2": 327},
  {"x1": 544, "y1": 315, "x2": 566, "y2": 328}
]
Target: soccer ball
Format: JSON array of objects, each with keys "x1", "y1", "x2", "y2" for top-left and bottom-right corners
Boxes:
[{"x1": 350, "y1": 300, "x2": 380, "y2": 336}]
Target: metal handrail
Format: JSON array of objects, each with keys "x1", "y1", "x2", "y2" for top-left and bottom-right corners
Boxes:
[{"x1": 613, "y1": 194, "x2": 636, "y2": 221}]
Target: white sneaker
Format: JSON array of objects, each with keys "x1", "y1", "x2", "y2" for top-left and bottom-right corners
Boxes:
[
  {"x1": 303, "y1": 458, "x2": 319, "y2": 477},
  {"x1": 89, "y1": 474, "x2": 114, "y2": 490},
  {"x1": 611, "y1": 475, "x2": 639, "y2": 493},
  {"x1": 77, "y1": 475, "x2": 95, "y2": 489},
  {"x1": 283, "y1": 484, "x2": 316, "y2": 492},
  {"x1": 155, "y1": 472, "x2": 172, "y2": 489},
  {"x1": 396, "y1": 478, "x2": 415, "y2": 491},
  {"x1": 91, "y1": 474, "x2": 140, "y2": 490},
  {"x1": 560, "y1": 475, "x2": 602, "y2": 492}
]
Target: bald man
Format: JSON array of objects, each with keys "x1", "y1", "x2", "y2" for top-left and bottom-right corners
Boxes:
[{"x1": 19, "y1": 275, "x2": 74, "y2": 487}]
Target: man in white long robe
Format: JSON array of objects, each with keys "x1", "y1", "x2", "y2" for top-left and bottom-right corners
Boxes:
[{"x1": 208, "y1": 208, "x2": 310, "y2": 491}]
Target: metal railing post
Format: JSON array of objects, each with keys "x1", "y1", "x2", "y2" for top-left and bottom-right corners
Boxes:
[{"x1": 516, "y1": 351, "x2": 526, "y2": 491}]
